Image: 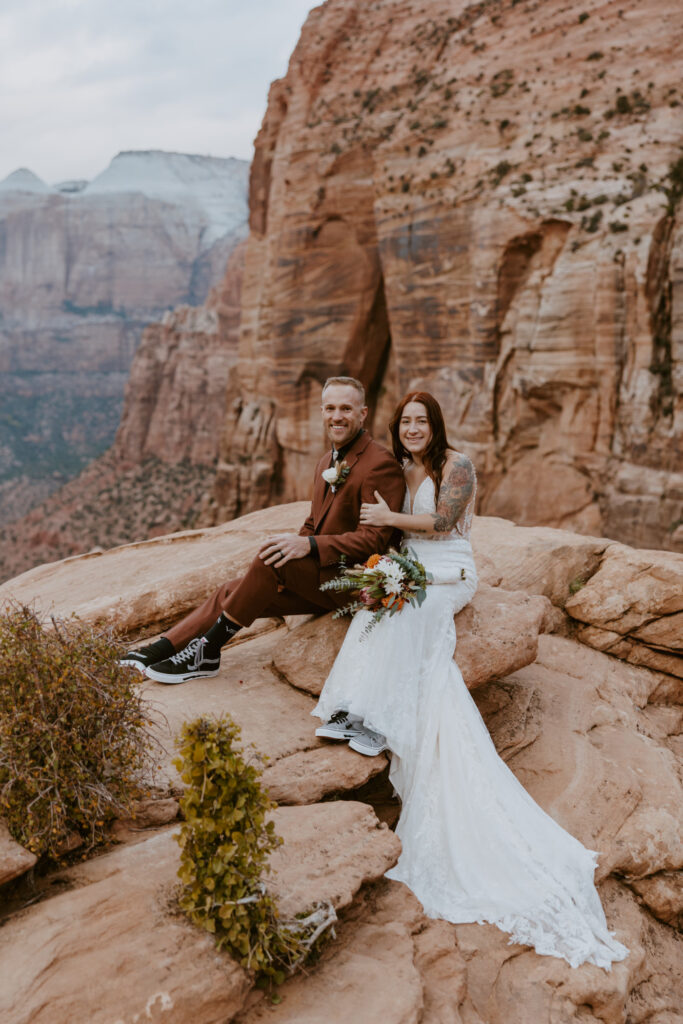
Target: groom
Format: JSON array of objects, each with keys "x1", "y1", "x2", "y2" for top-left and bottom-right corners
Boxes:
[{"x1": 123, "y1": 377, "x2": 405, "y2": 688}]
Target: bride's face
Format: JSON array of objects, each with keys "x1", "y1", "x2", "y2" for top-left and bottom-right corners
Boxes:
[{"x1": 399, "y1": 401, "x2": 432, "y2": 457}]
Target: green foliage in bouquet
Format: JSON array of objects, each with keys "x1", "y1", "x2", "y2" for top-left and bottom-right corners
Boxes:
[
  {"x1": 0, "y1": 603, "x2": 156, "y2": 861},
  {"x1": 174, "y1": 716, "x2": 336, "y2": 985}
]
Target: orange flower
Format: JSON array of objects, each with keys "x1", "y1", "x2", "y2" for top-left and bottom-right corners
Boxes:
[{"x1": 365, "y1": 553, "x2": 382, "y2": 568}]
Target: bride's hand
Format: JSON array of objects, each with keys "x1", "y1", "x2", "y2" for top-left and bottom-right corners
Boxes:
[{"x1": 360, "y1": 491, "x2": 392, "y2": 526}]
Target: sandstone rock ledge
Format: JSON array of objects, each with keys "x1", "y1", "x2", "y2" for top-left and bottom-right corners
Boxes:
[
  {"x1": 0, "y1": 804, "x2": 399, "y2": 1024},
  {"x1": 1, "y1": 505, "x2": 682, "y2": 1021}
]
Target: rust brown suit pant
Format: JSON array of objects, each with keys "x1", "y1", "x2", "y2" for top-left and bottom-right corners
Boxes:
[{"x1": 165, "y1": 553, "x2": 342, "y2": 651}]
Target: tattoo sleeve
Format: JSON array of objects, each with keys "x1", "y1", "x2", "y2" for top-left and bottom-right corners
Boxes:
[{"x1": 430, "y1": 456, "x2": 475, "y2": 533}]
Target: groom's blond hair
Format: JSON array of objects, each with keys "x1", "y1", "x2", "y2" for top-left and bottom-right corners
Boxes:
[{"x1": 322, "y1": 376, "x2": 366, "y2": 403}]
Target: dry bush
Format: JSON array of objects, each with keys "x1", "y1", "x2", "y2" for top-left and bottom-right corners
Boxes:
[{"x1": 0, "y1": 604, "x2": 157, "y2": 860}]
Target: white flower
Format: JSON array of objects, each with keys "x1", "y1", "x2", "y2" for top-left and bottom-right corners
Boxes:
[
  {"x1": 321, "y1": 467, "x2": 338, "y2": 484},
  {"x1": 383, "y1": 578, "x2": 403, "y2": 595},
  {"x1": 381, "y1": 561, "x2": 405, "y2": 584}
]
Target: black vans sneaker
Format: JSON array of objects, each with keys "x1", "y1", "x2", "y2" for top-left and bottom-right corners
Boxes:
[
  {"x1": 120, "y1": 637, "x2": 174, "y2": 672},
  {"x1": 145, "y1": 638, "x2": 220, "y2": 684}
]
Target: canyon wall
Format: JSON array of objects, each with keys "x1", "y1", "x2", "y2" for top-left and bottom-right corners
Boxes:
[
  {"x1": 0, "y1": 242, "x2": 246, "y2": 582},
  {"x1": 214, "y1": 0, "x2": 682, "y2": 550},
  {"x1": 0, "y1": 152, "x2": 248, "y2": 525}
]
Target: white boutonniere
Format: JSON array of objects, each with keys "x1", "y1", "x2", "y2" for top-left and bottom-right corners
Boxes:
[{"x1": 321, "y1": 459, "x2": 351, "y2": 493}]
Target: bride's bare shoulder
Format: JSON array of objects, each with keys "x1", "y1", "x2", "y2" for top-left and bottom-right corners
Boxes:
[{"x1": 445, "y1": 449, "x2": 475, "y2": 472}]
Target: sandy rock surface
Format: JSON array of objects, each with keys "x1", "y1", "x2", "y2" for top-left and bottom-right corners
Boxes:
[
  {"x1": 0, "y1": 822, "x2": 37, "y2": 888},
  {"x1": 269, "y1": 802, "x2": 401, "y2": 917},
  {"x1": 0, "y1": 830, "x2": 252, "y2": 1024},
  {"x1": 0, "y1": 502, "x2": 305, "y2": 636},
  {"x1": 240, "y1": 876, "x2": 682, "y2": 1024},
  {"x1": 2, "y1": 504, "x2": 682, "y2": 1020},
  {"x1": 142, "y1": 626, "x2": 386, "y2": 805},
  {"x1": 272, "y1": 583, "x2": 552, "y2": 695},
  {"x1": 470, "y1": 516, "x2": 611, "y2": 605},
  {"x1": 0, "y1": 802, "x2": 399, "y2": 1024},
  {"x1": 566, "y1": 543, "x2": 683, "y2": 679},
  {"x1": 476, "y1": 637, "x2": 683, "y2": 891},
  {"x1": 262, "y1": 745, "x2": 388, "y2": 805},
  {"x1": 241, "y1": 634, "x2": 683, "y2": 1024}
]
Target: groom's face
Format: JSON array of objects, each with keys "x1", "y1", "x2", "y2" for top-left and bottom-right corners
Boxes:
[{"x1": 321, "y1": 384, "x2": 368, "y2": 449}]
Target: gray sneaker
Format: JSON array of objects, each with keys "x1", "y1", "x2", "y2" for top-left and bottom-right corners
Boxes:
[
  {"x1": 349, "y1": 725, "x2": 389, "y2": 757},
  {"x1": 315, "y1": 710, "x2": 364, "y2": 741}
]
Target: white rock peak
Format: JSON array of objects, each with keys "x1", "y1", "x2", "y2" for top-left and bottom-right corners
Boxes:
[
  {"x1": 84, "y1": 150, "x2": 250, "y2": 243},
  {"x1": 0, "y1": 150, "x2": 250, "y2": 244}
]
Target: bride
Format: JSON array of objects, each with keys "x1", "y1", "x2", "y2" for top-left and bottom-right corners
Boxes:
[{"x1": 312, "y1": 391, "x2": 628, "y2": 970}]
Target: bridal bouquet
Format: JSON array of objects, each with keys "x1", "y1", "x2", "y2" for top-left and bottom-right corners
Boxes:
[{"x1": 320, "y1": 548, "x2": 431, "y2": 638}]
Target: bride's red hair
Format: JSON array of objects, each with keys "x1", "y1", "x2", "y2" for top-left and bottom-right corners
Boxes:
[{"x1": 389, "y1": 391, "x2": 453, "y2": 492}]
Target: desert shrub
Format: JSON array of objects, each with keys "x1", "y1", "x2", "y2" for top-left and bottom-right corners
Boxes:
[
  {"x1": 175, "y1": 716, "x2": 335, "y2": 985},
  {"x1": 0, "y1": 604, "x2": 156, "y2": 860},
  {"x1": 490, "y1": 160, "x2": 512, "y2": 185},
  {"x1": 490, "y1": 68, "x2": 513, "y2": 97},
  {"x1": 660, "y1": 156, "x2": 683, "y2": 214},
  {"x1": 582, "y1": 209, "x2": 603, "y2": 233}
]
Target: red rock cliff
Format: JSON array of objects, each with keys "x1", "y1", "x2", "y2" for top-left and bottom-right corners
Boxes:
[{"x1": 215, "y1": 0, "x2": 682, "y2": 550}]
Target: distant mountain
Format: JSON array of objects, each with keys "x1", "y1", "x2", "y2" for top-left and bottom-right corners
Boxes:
[
  {"x1": 0, "y1": 150, "x2": 249, "y2": 527},
  {"x1": 84, "y1": 150, "x2": 248, "y2": 243},
  {"x1": 0, "y1": 168, "x2": 51, "y2": 193}
]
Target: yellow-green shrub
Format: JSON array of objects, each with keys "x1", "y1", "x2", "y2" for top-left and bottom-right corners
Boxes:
[
  {"x1": 0, "y1": 604, "x2": 156, "y2": 860},
  {"x1": 174, "y1": 716, "x2": 335, "y2": 985}
]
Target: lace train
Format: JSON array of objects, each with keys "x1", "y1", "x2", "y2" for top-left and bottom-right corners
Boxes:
[{"x1": 312, "y1": 528, "x2": 628, "y2": 970}]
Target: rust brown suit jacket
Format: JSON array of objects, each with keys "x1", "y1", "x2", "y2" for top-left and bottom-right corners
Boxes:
[
  {"x1": 165, "y1": 430, "x2": 406, "y2": 646},
  {"x1": 298, "y1": 430, "x2": 406, "y2": 567}
]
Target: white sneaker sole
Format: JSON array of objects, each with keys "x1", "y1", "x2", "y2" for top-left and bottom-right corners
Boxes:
[
  {"x1": 348, "y1": 736, "x2": 389, "y2": 757},
  {"x1": 315, "y1": 725, "x2": 362, "y2": 740},
  {"x1": 119, "y1": 658, "x2": 146, "y2": 672},
  {"x1": 145, "y1": 667, "x2": 220, "y2": 684}
]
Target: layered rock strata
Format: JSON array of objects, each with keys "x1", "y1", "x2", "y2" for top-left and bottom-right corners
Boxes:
[
  {"x1": 215, "y1": 0, "x2": 682, "y2": 551},
  {"x1": 0, "y1": 242, "x2": 246, "y2": 582}
]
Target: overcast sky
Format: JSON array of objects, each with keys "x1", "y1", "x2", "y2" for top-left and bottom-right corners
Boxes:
[{"x1": 0, "y1": 0, "x2": 317, "y2": 184}]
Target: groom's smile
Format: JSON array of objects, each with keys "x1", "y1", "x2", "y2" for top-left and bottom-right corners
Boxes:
[{"x1": 321, "y1": 382, "x2": 368, "y2": 449}]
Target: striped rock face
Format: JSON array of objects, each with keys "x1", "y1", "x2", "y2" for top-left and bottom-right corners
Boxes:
[{"x1": 217, "y1": 0, "x2": 682, "y2": 552}]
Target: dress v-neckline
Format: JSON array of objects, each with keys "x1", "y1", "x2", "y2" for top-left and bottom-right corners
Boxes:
[{"x1": 407, "y1": 473, "x2": 430, "y2": 514}]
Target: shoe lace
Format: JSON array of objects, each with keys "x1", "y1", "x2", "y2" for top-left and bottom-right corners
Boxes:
[
  {"x1": 330, "y1": 710, "x2": 350, "y2": 724},
  {"x1": 169, "y1": 638, "x2": 203, "y2": 668}
]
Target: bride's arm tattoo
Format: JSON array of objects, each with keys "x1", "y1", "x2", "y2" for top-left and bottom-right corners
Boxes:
[
  {"x1": 411, "y1": 455, "x2": 474, "y2": 533},
  {"x1": 432, "y1": 456, "x2": 474, "y2": 532}
]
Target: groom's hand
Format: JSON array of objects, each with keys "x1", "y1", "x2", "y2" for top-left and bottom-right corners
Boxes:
[{"x1": 259, "y1": 533, "x2": 311, "y2": 567}]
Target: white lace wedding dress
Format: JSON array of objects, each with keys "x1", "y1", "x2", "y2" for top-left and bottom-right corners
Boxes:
[{"x1": 312, "y1": 460, "x2": 628, "y2": 969}]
